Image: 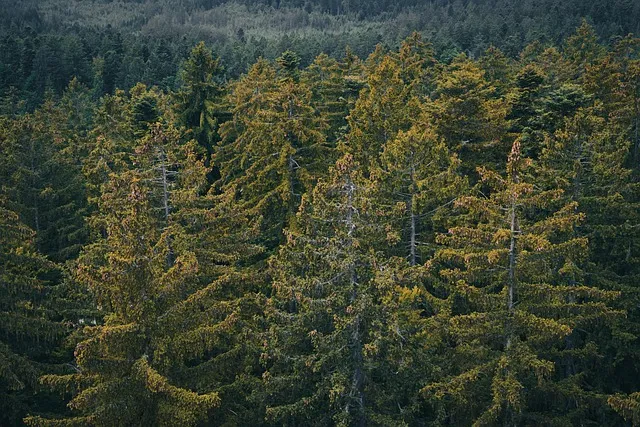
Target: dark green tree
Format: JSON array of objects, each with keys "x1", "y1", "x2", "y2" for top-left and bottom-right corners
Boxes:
[
  {"x1": 426, "y1": 140, "x2": 619, "y2": 425},
  {"x1": 174, "y1": 42, "x2": 224, "y2": 158}
]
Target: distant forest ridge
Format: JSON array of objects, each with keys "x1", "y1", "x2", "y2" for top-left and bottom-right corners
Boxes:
[{"x1": 1, "y1": 0, "x2": 639, "y2": 108}]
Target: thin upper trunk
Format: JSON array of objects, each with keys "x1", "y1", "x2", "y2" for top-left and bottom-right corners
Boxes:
[
  {"x1": 506, "y1": 192, "x2": 517, "y2": 350},
  {"x1": 634, "y1": 96, "x2": 639, "y2": 168},
  {"x1": 562, "y1": 138, "x2": 585, "y2": 378},
  {"x1": 409, "y1": 165, "x2": 417, "y2": 266},
  {"x1": 410, "y1": 202, "x2": 417, "y2": 266},
  {"x1": 504, "y1": 181, "x2": 519, "y2": 427},
  {"x1": 29, "y1": 138, "x2": 41, "y2": 251},
  {"x1": 345, "y1": 174, "x2": 366, "y2": 426},
  {"x1": 159, "y1": 149, "x2": 174, "y2": 267}
]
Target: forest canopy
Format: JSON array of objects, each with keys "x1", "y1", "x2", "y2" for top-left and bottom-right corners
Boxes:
[
  {"x1": 2, "y1": 0, "x2": 640, "y2": 106},
  {"x1": 1, "y1": 1, "x2": 640, "y2": 426}
]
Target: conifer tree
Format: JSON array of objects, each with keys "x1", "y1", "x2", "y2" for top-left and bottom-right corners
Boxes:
[
  {"x1": 27, "y1": 123, "x2": 220, "y2": 426},
  {"x1": 135, "y1": 123, "x2": 268, "y2": 426},
  {"x1": 479, "y1": 46, "x2": 513, "y2": 97},
  {"x1": 217, "y1": 58, "x2": 329, "y2": 249},
  {"x1": 375, "y1": 112, "x2": 464, "y2": 264},
  {"x1": 31, "y1": 94, "x2": 269, "y2": 425},
  {"x1": 540, "y1": 106, "x2": 640, "y2": 419},
  {"x1": 563, "y1": 19, "x2": 605, "y2": 82},
  {"x1": 540, "y1": 105, "x2": 638, "y2": 281},
  {"x1": 345, "y1": 34, "x2": 438, "y2": 175},
  {"x1": 303, "y1": 53, "x2": 360, "y2": 144},
  {"x1": 345, "y1": 54, "x2": 418, "y2": 175},
  {"x1": 264, "y1": 153, "x2": 436, "y2": 425},
  {"x1": 426, "y1": 54, "x2": 508, "y2": 177},
  {"x1": 426, "y1": 140, "x2": 619, "y2": 425},
  {"x1": 507, "y1": 64, "x2": 546, "y2": 158},
  {"x1": 584, "y1": 35, "x2": 640, "y2": 172},
  {"x1": 174, "y1": 42, "x2": 224, "y2": 158},
  {"x1": 0, "y1": 197, "x2": 66, "y2": 426},
  {"x1": 1, "y1": 81, "x2": 92, "y2": 262},
  {"x1": 393, "y1": 31, "x2": 439, "y2": 98}
]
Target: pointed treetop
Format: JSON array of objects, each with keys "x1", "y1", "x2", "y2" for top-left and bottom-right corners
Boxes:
[{"x1": 276, "y1": 50, "x2": 301, "y2": 79}]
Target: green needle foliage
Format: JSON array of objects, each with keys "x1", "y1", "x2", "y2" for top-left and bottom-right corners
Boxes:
[
  {"x1": 0, "y1": 198, "x2": 66, "y2": 426},
  {"x1": 217, "y1": 56, "x2": 330, "y2": 250},
  {"x1": 0, "y1": 22, "x2": 639, "y2": 427},
  {"x1": 427, "y1": 139, "x2": 620, "y2": 425}
]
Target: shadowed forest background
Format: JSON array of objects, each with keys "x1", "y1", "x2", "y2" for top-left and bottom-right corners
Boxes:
[{"x1": 2, "y1": 0, "x2": 640, "y2": 426}]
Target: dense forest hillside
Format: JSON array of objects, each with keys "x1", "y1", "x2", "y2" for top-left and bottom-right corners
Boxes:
[
  {"x1": 2, "y1": 1, "x2": 640, "y2": 426},
  {"x1": 2, "y1": 0, "x2": 640, "y2": 107}
]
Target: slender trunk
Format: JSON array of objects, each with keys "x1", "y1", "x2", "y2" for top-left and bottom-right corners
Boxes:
[
  {"x1": 345, "y1": 175, "x2": 366, "y2": 426},
  {"x1": 562, "y1": 139, "x2": 584, "y2": 380},
  {"x1": 409, "y1": 166, "x2": 417, "y2": 266},
  {"x1": 506, "y1": 194, "x2": 517, "y2": 350},
  {"x1": 634, "y1": 94, "x2": 639, "y2": 168},
  {"x1": 505, "y1": 167, "x2": 519, "y2": 427},
  {"x1": 346, "y1": 176, "x2": 355, "y2": 238},
  {"x1": 159, "y1": 149, "x2": 174, "y2": 267},
  {"x1": 288, "y1": 155, "x2": 295, "y2": 194},
  {"x1": 349, "y1": 307, "x2": 366, "y2": 427},
  {"x1": 29, "y1": 139, "x2": 41, "y2": 251},
  {"x1": 410, "y1": 204, "x2": 417, "y2": 267},
  {"x1": 504, "y1": 150, "x2": 520, "y2": 427},
  {"x1": 161, "y1": 155, "x2": 170, "y2": 225},
  {"x1": 287, "y1": 96, "x2": 298, "y2": 205}
]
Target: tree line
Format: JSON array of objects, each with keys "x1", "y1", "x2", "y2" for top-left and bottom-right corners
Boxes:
[
  {"x1": 2, "y1": 0, "x2": 640, "y2": 110},
  {"x1": 2, "y1": 21, "x2": 640, "y2": 426}
]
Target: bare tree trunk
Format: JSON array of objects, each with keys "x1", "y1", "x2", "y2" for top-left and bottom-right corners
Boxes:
[
  {"x1": 409, "y1": 166, "x2": 417, "y2": 266},
  {"x1": 634, "y1": 96, "x2": 639, "y2": 171},
  {"x1": 506, "y1": 194, "x2": 517, "y2": 351},
  {"x1": 159, "y1": 149, "x2": 174, "y2": 267},
  {"x1": 349, "y1": 307, "x2": 366, "y2": 427},
  {"x1": 410, "y1": 206, "x2": 417, "y2": 267},
  {"x1": 345, "y1": 175, "x2": 366, "y2": 426},
  {"x1": 29, "y1": 139, "x2": 41, "y2": 251},
  {"x1": 505, "y1": 163, "x2": 520, "y2": 427}
]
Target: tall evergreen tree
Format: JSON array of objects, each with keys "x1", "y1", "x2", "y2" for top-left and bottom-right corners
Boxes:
[
  {"x1": 174, "y1": 42, "x2": 224, "y2": 158},
  {"x1": 345, "y1": 40, "x2": 429, "y2": 175},
  {"x1": 0, "y1": 197, "x2": 66, "y2": 426},
  {"x1": 302, "y1": 53, "x2": 361, "y2": 144},
  {"x1": 375, "y1": 112, "x2": 464, "y2": 264},
  {"x1": 426, "y1": 54, "x2": 508, "y2": 178},
  {"x1": 27, "y1": 122, "x2": 220, "y2": 427},
  {"x1": 540, "y1": 106, "x2": 640, "y2": 420},
  {"x1": 264, "y1": 153, "x2": 438, "y2": 425},
  {"x1": 426, "y1": 139, "x2": 619, "y2": 425},
  {"x1": 1, "y1": 81, "x2": 92, "y2": 262},
  {"x1": 217, "y1": 58, "x2": 329, "y2": 249},
  {"x1": 563, "y1": 20, "x2": 605, "y2": 82}
]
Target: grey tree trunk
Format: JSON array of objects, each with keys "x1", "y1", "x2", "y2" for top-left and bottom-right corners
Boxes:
[
  {"x1": 345, "y1": 175, "x2": 366, "y2": 427},
  {"x1": 409, "y1": 165, "x2": 417, "y2": 267},
  {"x1": 29, "y1": 139, "x2": 41, "y2": 251},
  {"x1": 158, "y1": 148, "x2": 174, "y2": 267}
]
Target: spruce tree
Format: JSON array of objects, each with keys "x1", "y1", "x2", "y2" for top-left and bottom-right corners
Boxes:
[
  {"x1": 30, "y1": 99, "x2": 267, "y2": 425},
  {"x1": 540, "y1": 105, "x2": 640, "y2": 420},
  {"x1": 345, "y1": 51, "x2": 418, "y2": 175},
  {"x1": 217, "y1": 58, "x2": 329, "y2": 249},
  {"x1": 425, "y1": 139, "x2": 619, "y2": 425},
  {"x1": 27, "y1": 123, "x2": 219, "y2": 426},
  {"x1": 426, "y1": 53, "x2": 508, "y2": 178},
  {"x1": 264, "y1": 153, "x2": 436, "y2": 425},
  {"x1": 563, "y1": 20, "x2": 605, "y2": 82},
  {"x1": 174, "y1": 42, "x2": 224, "y2": 158},
  {"x1": 0, "y1": 197, "x2": 66, "y2": 425},
  {"x1": 1, "y1": 82, "x2": 92, "y2": 262},
  {"x1": 375, "y1": 112, "x2": 464, "y2": 264},
  {"x1": 303, "y1": 53, "x2": 360, "y2": 144}
]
